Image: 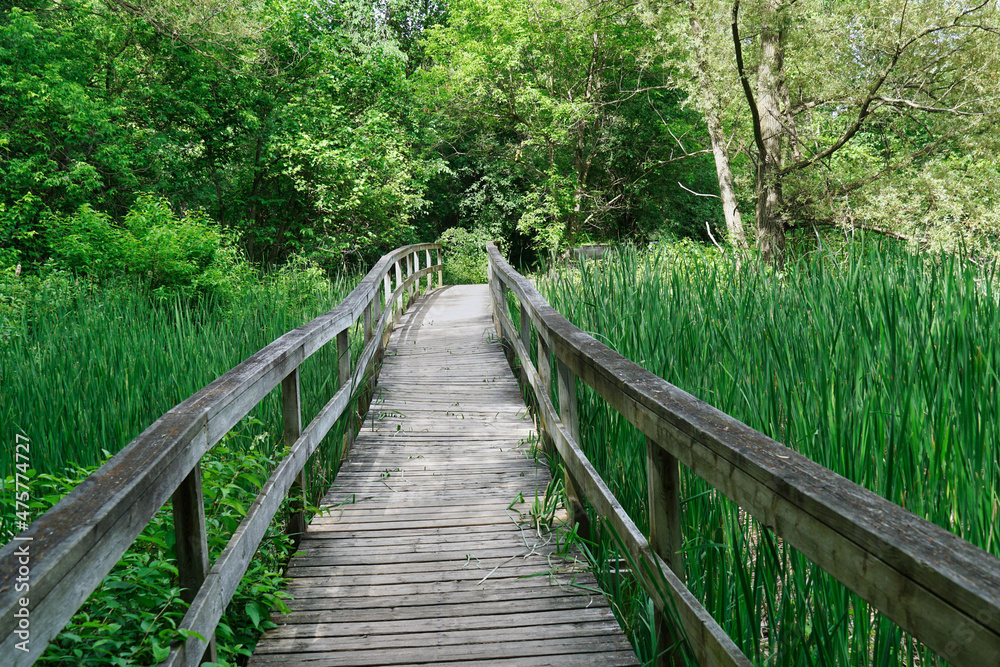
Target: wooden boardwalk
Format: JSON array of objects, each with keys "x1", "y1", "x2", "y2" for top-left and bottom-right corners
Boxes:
[{"x1": 250, "y1": 285, "x2": 638, "y2": 666}]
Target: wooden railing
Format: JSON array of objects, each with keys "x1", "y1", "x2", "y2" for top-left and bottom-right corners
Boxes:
[
  {"x1": 0, "y1": 243, "x2": 443, "y2": 666},
  {"x1": 486, "y1": 242, "x2": 1000, "y2": 667}
]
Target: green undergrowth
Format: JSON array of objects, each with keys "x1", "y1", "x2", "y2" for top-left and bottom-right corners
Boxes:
[
  {"x1": 0, "y1": 258, "x2": 375, "y2": 664},
  {"x1": 527, "y1": 239, "x2": 1000, "y2": 665},
  {"x1": 14, "y1": 433, "x2": 295, "y2": 665},
  {"x1": 437, "y1": 226, "x2": 490, "y2": 284}
]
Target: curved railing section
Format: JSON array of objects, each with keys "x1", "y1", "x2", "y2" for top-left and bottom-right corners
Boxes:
[
  {"x1": 0, "y1": 244, "x2": 443, "y2": 666},
  {"x1": 486, "y1": 241, "x2": 1000, "y2": 667}
]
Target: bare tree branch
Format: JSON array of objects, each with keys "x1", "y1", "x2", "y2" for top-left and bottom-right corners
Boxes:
[
  {"x1": 731, "y1": 0, "x2": 767, "y2": 162},
  {"x1": 678, "y1": 181, "x2": 721, "y2": 199}
]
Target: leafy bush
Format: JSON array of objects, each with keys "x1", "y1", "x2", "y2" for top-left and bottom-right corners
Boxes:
[
  {"x1": 44, "y1": 195, "x2": 242, "y2": 302},
  {"x1": 267, "y1": 254, "x2": 339, "y2": 312},
  {"x1": 0, "y1": 431, "x2": 296, "y2": 666},
  {"x1": 48, "y1": 204, "x2": 134, "y2": 278},
  {"x1": 0, "y1": 193, "x2": 47, "y2": 270},
  {"x1": 438, "y1": 226, "x2": 491, "y2": 284}
]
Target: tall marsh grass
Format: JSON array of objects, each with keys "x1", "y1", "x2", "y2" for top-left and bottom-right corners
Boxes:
[
  {"x1": 536, "y1": 240, "x2": 1000, "y2": 665},
  {"x1": 0, "y1": 264, "x2": 368, "y2": 663},
  {"x1": 0, "y1": 266, "x2": 359, "y2": 533}
]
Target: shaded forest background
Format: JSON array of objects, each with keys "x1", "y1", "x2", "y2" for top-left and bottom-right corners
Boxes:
[{"x1": 2, "y1": 0, "x2": 1000, "y2": 283}]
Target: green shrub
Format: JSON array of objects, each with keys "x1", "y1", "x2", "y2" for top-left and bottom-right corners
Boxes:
[
  {"x1": 438, "y1": 226, "x2": 491, "y2": 284},
  {"x1": 0, "y1": 193, "x2": 47, "y2": 269},
  {"x1": 127, "y1": 198, "x2": 219, "y2": 298},
  {"x1": 37, "y1": 195, "x2": 245, "y2": 303},
  {"x1": 49, "y1": 204, "x2": 134, "y2": 279},
  {"x1": 268, "y1": 254, "x2": 338, "y2": 312}
]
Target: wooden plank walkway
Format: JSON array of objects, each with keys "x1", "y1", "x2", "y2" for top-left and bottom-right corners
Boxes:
[{"x1": 250, "y1": 285, "x2": 638, "y2": 666}]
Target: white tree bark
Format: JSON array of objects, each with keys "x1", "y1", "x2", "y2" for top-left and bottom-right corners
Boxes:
[{"x1": 689, "y1": 7, "x2": 747, "y2": 247}]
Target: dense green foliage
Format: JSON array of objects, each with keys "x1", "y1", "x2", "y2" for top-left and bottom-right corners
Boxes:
[
  {"x1": 4, "y1": 1, "x2": 997, "y2": 267},
  {"x1": 417, "y1": 0, "x2": 722, "y2": 253},
  {"x1": 0, "y1": 0, "x2": 435, "y2": 273},
  {"x1": 537, "y1": 242, "x2": 1000, "y2": 664},
  {"x1": 437, "y1": 226, "x2": 491, "y2": 284}
]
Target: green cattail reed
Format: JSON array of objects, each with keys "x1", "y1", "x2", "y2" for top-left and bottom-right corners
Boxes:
[
  {"x1": 536, "y1": 240, "x2": 999, "y2": 665},
  {"x1": 0, "y1": 269, "x2": 359, "y2": 535}
]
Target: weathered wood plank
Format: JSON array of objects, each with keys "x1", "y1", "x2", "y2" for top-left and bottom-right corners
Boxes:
[
  {"x1": 285, "y1": 549, "x2": 567, "y2": 572},
  {"x1": 263, "y1": 607, "x2": 619, "y2": 640},
  {"x1": 282, "y1": 562, "x2": 588, "y2": 588},
  {"x1": 255, "y1": 621, "x2": 629, "y2": 653},
  {"x1": 250, "y1": 636, "x2": 636, "y2": 667},
  {"x1": 280, "y1": 589, "x2": 603, "y2": 615},
  {"x1": 271, "y1": 595, "x2": 601, "y2": 624}
]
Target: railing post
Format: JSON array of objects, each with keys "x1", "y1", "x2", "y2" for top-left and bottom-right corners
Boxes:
[
  {"x1": 373, "y1": 282, "x2": 383, "y2": 325},
  {"x1": 519, "y1": 303, "x2": 531, "y2": 386},
  {"x1": 361, "y1": 301, "x2": 374, "y2": 413},
  {"x1": 338, "y1": 328, "x2": 353, "y2": 461},
  {"x1": 382, "y1": 271, "x2": 393, "y2": 349},
  {"x1": 487, "y1": 252, "x2": 494, "y2": 298},
  {"x1": 360, "y1": 300, "x2": 379, "y2": 425},
  {"x1": 647, "y1": 435, "x2": 685, "y2": 665},
  {"x1": 406, "y1": 252, "x2": 420, "y2": 308},
  {"x1": 394, "y1": 259, "x2": 403, "y2": 320},
  {"x1": 426, "y1": 248, "x2": 433, "y2": 290},
  {"x1": 537, "y1": 335, "x2": 553, "y2": 454},
  {"x1": 487, "y1": 258, "x2": 498, "y2": 337},
  {"x1": 406, "y1": 252, "x2": 415, "y2": 304},
  {"x1": 537, "y1": 336, "x2": 552, "y2": 403},
  {"x1": 498, "y1": 281, "x2": 511, "y2": 362},
  {"x1": 556, "y1": 359, "x2": 591, "y2": 541},
  {"x1": 437, "y1": 248, "x2": 443, "y2": 287},
  {"x1": 282, "y1": 369, "x2": 306, "y2": 547},
  {"x1": 363, "y1": 302, "x2": 373, "y2": 345},
  {"x1": 647, "y1": 438, "x2": 683, "y2": 576},
  {"x1": 172, "y1": 465, "x2": 218, "y2": 663},
  {"x1": 413, "y1": 251, "x2": 421, "y2": 297},
  {"x1": 519, "y1": 305, "x2": 530, "y2": 354}
]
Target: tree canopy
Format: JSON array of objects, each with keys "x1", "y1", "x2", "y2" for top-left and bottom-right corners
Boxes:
[{"x1": 2, "y1": 0, "x2": 998, "y2": 270}]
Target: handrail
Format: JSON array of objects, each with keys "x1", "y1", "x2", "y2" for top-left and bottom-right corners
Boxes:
[
  {"x1": 486, "y1": 241, "x2": 1000, "y2": 667},
  {"x1": 0, "y1": 243, "x2": 443, "y2": 666}
]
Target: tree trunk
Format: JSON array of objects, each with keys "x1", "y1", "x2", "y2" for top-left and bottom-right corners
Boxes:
[
  {"x1": 707, "y1": 108, "x2": 747, "y2": 248},
  {"x1": 754, "y1": 0, "x2": 787, "y2": 266},
  {"x1": 568, "y1": 30, "x2": 602, "y2": 248},
  {"x1": 689, "y1": 9, "x2": 746, "y2": 247}
]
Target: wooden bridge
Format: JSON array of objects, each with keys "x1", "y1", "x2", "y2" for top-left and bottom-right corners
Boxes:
[
  {"x1": 249, "y1": 285, "x2": 637, "y2": 666},
  {"x1": 1, "y1": 242, "x2": 999, "y2": 666}
]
